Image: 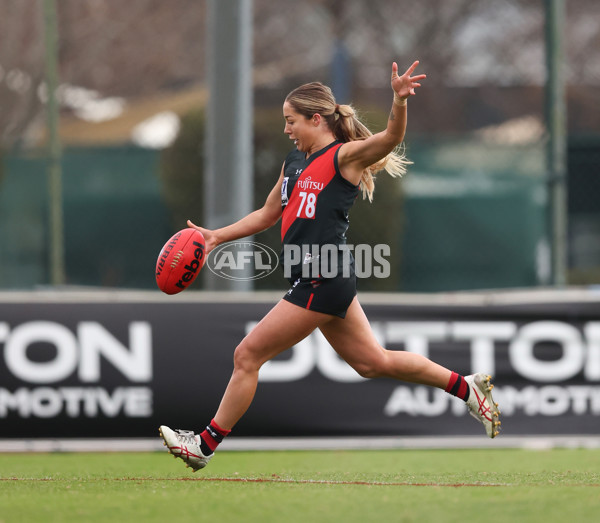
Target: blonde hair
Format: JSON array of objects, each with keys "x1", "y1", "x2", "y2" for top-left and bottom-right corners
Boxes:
[{"x1": 285, "y1": 82, "x2": 410, "y2": 201}]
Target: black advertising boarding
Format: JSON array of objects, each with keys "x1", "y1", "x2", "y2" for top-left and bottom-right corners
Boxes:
[{"x1": 0, "y1": 294, "x2": 599, "y2": 438}]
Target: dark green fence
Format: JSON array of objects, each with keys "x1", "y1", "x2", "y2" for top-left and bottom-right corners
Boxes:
[
  {"x1": 0, "y1": 147, "x2": 170, "y2": 290},
  {"x1": 397, "y1": 139, "x2": 547, "y2": 291}
]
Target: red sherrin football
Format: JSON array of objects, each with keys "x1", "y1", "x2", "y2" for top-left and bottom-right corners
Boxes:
[{"x1": 155, "y1": 228, "x2": 206, "y2": 295}]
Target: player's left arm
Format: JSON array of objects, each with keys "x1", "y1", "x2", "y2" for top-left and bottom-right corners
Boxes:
[{"x1": 338, "y1": 61, "x2": 425, "y2": 185}]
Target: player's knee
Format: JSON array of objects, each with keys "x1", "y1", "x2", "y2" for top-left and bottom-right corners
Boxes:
[
  {"x1": 354, "y1": 364, "x2": 380, "y2": 379},
  {"x1": 352, "y1": 355, "x2": 386, "y2": 379},
  {"x1": 232, "y1": 340, "x2": 262, "y2": 372},
  {"x1": 352, "y1": 350, "x2": 390, "y2": 379}
]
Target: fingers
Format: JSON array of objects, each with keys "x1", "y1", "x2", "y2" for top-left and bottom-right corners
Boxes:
[
  {"x1": 405, "y1": 60, "x2": 420, "y2": 76},
  {"x1": 392, "y1": 60, "x2": 426, "y2": 82}
]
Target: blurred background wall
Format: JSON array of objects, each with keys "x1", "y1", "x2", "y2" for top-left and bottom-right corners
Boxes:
[{"x1": 0, "y1": 0, "x2": 598, "y2": 293}]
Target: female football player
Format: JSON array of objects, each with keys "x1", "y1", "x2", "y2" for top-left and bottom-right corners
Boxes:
[{"x1": 159, "y1": 61, "x2": 500, "y2": 471}]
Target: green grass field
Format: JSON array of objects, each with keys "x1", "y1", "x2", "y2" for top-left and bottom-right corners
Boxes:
[{"x1": 1, "y1": 448, "x2": 599, "y2": 522}]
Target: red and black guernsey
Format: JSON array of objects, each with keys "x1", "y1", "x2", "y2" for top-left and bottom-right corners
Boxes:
[{"x1": 281, "y1": 141, "x2": 359, "y2": 280}]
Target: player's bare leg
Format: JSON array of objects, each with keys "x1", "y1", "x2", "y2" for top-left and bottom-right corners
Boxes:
[
  {"x1": 214, "y1": 299, "x2": 334, "y2": 429},
  {"x1": 319, "y1": 297, "x2": 500, "y2": 437},
  {"x1": 319, "y1": 297, "x2": 452, "y2": 385},
  {"x1": 160, "y1": 299, "x2": 334, "y2": 470}
]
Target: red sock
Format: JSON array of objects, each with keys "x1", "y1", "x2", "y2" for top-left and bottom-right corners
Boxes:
[
  {"x1": 445, "y1": 372, "x2": 470, "y2": 401},
  {"x1": 199, "y1": 419, "x2": 231, "y2": 454}
]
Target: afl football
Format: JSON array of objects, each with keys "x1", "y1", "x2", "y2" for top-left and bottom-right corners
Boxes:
[{"x1": 155, "y1": 228, "x2": 206, "y2": 294}]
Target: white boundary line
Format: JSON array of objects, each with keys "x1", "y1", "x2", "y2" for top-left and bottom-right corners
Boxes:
[{"x1": 1, "y1": 435, "x2": 599, "y2": 453}]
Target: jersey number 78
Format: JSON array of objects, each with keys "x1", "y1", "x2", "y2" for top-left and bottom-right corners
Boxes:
[{"x1": 296, "y1": 191, "x2": 317, "y2": 219}]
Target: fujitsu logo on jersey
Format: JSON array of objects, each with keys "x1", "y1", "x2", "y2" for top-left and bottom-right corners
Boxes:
[{"x1": 296, "y1": 176, "x2": 324, "y2": 191}]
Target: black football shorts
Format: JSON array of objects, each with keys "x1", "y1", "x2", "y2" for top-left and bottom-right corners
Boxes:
[{"x1": 283, "y1": 272, "x2": 357, "y2": 318}]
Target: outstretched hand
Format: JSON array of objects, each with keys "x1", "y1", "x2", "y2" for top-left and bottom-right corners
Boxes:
[
  {"x1": 391, "y1": 61, "x2": 426, "y2": 100},
  {"x1": 187, "y1": 219, "x2": 218, "y2": 255}
]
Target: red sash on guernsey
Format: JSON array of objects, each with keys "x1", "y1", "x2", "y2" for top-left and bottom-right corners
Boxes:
[{"x1": 281, "y1": 143, "x2": 342, "y2": 241}]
